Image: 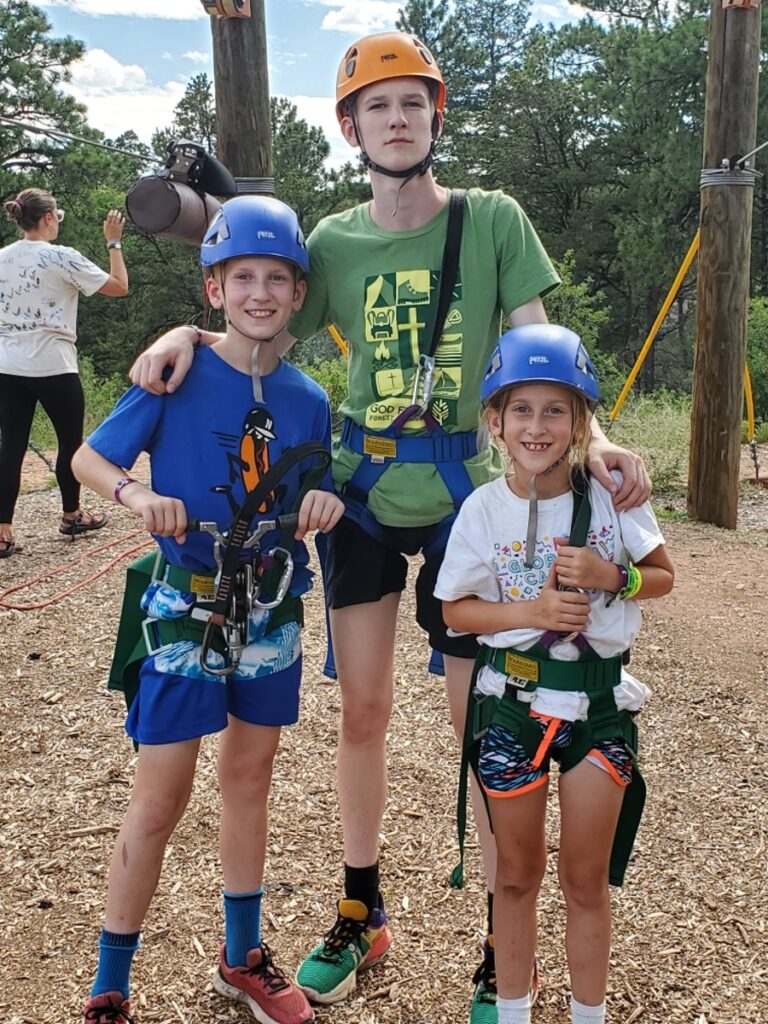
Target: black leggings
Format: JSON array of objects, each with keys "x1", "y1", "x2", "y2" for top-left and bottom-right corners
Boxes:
[{"x1": 0, "y1": 372, "x2": 85, "y2": 522}]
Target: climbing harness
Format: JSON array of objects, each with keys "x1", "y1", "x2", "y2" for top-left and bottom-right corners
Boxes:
[
  {"x1": 339, "y1": 190, "x2": 473, "y2": 539},
  {"x1": 118, "y1": 442, "x2": 330, "y2": 690},
  {"x1": 192, "y1": 511, "x2": 299, "y2": 676},
  {"x1": 451, "y1": 472, "x2": 646, "y2": 890}
]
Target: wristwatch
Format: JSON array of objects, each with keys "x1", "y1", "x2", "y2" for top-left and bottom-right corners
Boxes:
[{"x1": 107, "y1": 240, "x2": 122, "y2": 250}]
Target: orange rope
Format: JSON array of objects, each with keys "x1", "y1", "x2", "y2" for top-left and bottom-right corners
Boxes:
[{"x1": 0, "y1": 530, "x2": 154, "y2": 611}]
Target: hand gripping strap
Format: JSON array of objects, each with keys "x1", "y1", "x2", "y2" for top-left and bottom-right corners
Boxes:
[{"x1": 210, "y1": 442, "x2": 330, "y2": 623}]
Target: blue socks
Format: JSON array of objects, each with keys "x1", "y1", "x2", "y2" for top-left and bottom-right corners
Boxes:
[
  {"x1": 223, "y1": 888, "x2": 264, "y2": 967},
  {"x1": 91, "y1": 929, "x2": 141, "y2": 998}
]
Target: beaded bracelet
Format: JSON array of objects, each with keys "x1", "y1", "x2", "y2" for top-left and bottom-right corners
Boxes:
[{"x1": 620, "y1": 564, "x2": 643, "y2": 601}]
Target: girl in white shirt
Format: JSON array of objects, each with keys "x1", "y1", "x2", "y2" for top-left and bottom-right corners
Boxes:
[
  {"x1": 435, "y1": 325, "x2": 674, "y2": 1024},
  {"x1": 0, "y1": 188, "x2": 128, "y2": 555}
]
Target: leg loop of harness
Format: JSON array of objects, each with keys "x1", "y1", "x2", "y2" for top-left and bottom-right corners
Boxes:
[{"x1": 452, "y1": 644, "x2": 647, "y2": 890}]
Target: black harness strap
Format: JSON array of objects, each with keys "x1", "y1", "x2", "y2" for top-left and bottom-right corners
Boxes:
[{"x1": 209, "y1": 442, "x2": 330, "y2": 625}]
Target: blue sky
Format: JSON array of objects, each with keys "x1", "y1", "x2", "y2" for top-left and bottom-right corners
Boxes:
[{"x1": 37, "y1": 0, "x2": 582, "y2": 168}]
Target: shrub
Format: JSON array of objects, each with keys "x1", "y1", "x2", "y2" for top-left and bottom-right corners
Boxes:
[{"x1": 601, "y1": 390, "x2": 691, "y2": 493}]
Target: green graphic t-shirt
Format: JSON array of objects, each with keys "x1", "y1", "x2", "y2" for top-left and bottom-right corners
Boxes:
[{"x1": 290, "y1": 189, "x2": 560, "y2": 528}]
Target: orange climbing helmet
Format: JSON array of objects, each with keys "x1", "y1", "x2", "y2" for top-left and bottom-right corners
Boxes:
[{"x1": 335, "y1": 31, "x2": 446, "y2": 123}]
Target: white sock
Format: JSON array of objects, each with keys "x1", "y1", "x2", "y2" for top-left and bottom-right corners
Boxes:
[
  {"x1": 497, "y1": 994, "x2": 532, "y2": 1024},
  {"x1": 571, "y1": 996, "x2": 606, "y2": 1024}
]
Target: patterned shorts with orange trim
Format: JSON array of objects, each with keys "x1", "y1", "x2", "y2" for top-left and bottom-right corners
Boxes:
[{"x1": 478, "y1": 712, "x2": 633, "y2": 798}]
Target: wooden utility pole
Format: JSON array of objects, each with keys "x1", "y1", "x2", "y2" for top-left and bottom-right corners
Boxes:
[
  {"x1": 687, "y1": 0, "x2": 761, "y2": 528},
  {"x1": 210, "y1": 1, "x2": 273, "y2": 187}
]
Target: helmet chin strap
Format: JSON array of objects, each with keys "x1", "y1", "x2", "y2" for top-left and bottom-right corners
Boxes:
[{"x1": 352, "y1": 110, "x2": 439, "y2": 216}]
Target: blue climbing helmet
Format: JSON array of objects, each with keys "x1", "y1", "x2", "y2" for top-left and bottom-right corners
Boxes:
[
  {"x1": 200, "y1": 195, "x2": 309, "y2": 273},
  {"x1": 481, "y1": 324, "x2": 599, "y2": 408}
]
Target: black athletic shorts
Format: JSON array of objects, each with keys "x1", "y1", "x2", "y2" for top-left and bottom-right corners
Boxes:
[{"x1": 324, "y1": 515, "x2": 478, "y2": 660}]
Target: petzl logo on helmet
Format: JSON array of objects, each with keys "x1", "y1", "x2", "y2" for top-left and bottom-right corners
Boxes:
[
  {"x1": 381, "y1": 53, "x2": 398, "y2": 62},
  {"x1": 257, "y1": 230, "x2": 276, "y2": 239},
  {"x1": 529, "y1": 355, "x2": 550, "y2": 364}
]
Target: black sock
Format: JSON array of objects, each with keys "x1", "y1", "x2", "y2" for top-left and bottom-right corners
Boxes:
[
  {"x1": 487, "y1": 891, "x2": 494, "y2": 938},
  {"x1": 344, "y1": 862, "x2": 380, "y2": 915}
]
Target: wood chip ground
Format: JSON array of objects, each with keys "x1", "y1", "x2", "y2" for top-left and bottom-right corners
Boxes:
[{"x1": 1, "y1": 451, "x2": 767, "y2": 1023}]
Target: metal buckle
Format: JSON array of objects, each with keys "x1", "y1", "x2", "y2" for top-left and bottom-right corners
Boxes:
[{"x1": 410, "y1": 353, "x2": 436, "y2": 414}]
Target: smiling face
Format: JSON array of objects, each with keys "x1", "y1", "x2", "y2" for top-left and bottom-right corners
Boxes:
[
  {"x1": 488, "y1": 382, "x2": 577, "y2": 494},
  {"x1": 341, "y1": 75, "x2": 440, "y2": 171},
  {"x1": 205, "y1": 256, "x2": 306, "y2": 344}
]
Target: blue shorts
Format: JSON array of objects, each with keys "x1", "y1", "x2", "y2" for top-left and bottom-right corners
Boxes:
[{"x1": 126, "y1": 650, "x2": 303, "y2": 745}]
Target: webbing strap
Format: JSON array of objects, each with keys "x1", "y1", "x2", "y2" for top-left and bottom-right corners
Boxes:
[
  {"x1": 482, "y1": 644, "x2": 622, "y2": 693},
  {"x1": 341, "y1": 419, "x2": 479, "y2": 509}
]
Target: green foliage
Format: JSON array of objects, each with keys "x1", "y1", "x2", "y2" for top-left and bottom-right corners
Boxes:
[
  {"x1": 152, "y1": 73, "x2": 216, "y2": 157},
  {"x1": 604, "y1": 390, "x2": 691, "y2": 493},
  {"x1": 30, "y1": 356, "x2": 126, "y2": 448},
  {"x1": 747, "y1": 297, "x2": 768, "y2": 421},
  {"x1": 294, "y1": 352, "x2": 348, "y2": 429}
]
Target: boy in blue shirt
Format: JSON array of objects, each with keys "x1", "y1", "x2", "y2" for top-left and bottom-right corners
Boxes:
[{"x1": 73, "y1": 196, "x2": 343, "y2": 1024}]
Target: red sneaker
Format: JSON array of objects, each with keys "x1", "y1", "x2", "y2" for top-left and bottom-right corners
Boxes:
[
  {"x1": 83, "y1": 991, "x2": 134, "y2": 1023},
  {"x1": 214, "y1": 943, "x2": 314, "y2": 1024}
]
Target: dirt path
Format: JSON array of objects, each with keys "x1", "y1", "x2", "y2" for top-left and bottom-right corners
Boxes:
[{"x1": 1, "y1": 471, "x2": 767, "y2": 1024}]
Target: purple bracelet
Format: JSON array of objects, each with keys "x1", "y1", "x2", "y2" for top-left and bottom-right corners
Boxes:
[
  {"x1": 114, "y1": 476, "x2": 137, "y2": 505},
  {"x1": 616, "y1": 564, "x2": 629, "y2": 593}
]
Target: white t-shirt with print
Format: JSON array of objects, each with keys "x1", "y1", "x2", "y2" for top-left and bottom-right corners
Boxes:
[
  {"x1": 434, "y1": 472, "x2": 666, "y2": 720},
  {"x1": 0, "y1": 240, "x2": 109, "y2": 376}
]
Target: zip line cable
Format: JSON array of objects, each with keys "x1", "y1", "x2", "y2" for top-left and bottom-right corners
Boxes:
[{"x1": 0, "y1": 115, "x2": 161, "y2": 164}]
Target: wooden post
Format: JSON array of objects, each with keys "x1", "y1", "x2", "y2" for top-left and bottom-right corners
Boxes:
[
  {"x1": 687, "y1": 0, "x2": 761, "y2": 527},
  {"x1": 210, "y1": 1, "x2": 273, "y2": 185}
]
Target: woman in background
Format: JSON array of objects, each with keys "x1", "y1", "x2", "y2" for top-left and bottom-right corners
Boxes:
[{"x1": 0, "y1": 188, "x2": 128, "y2": 556}]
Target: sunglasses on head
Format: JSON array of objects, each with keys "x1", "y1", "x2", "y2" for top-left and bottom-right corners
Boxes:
[{"x1": 54, "y1": 208, "x2": 65, "y2": 223}]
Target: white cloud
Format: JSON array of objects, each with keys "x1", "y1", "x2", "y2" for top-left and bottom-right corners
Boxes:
[
  {"x1": 182, "y1": 50, "x2": 210, "y2": 63},
  {"x1": 39, "y1": 0, "x2": 205, "y2": 19},
  {"x1": 63, "y1": 50, "x2": 186, "y2": 150},
  {"x1": 286, "y1": 94, "x2": 352, "y2": 170},
  {"x1": 316, "y1": 1, "x2": 400, "y2": 34}
]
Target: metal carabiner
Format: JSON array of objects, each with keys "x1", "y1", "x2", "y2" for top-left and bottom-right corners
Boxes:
[
  {"x1": 200, "y1": 618, "x2": 235, "y2": 677},
  {"x1": 253, "y1": 547, "x2": 294, "y2": 609}
]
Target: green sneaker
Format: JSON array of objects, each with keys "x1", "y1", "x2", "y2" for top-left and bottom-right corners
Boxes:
[
  {"x1": 469, "y1": 939, "x2": 539, "y2": 1024},
  {"x1": 296, "y1": 898, "x2": 392, "y2": 1005},
  {"x1": 469, "y1": 939, "x2": 497, "y2": 1024}
]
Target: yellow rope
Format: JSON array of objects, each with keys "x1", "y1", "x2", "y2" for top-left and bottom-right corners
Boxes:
[
  {"x1": 609, "y1": 230, "x2": 700, "y2": 423},
  {"x1": 327, "y1": 323, "x2": 349, "y2": 358},
  {"x1": 744, "y1": 362, "x2": 755, "y2": 442}
]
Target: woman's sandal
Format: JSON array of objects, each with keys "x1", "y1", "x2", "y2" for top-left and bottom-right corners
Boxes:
[
  {"x1": 0, "y1": 538, "x2": 16, "y2": 559},
  {"x1": 59, "y1": 508, "x2": 108, "y2": 540}
]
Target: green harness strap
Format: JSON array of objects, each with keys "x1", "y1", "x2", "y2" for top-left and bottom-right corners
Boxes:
[
  {"x1": 450, "y1": 470, "x2": 647, "y2": 890},
  {"x1": 108, "y1": 555, "x2": 303, "y2": 715}
]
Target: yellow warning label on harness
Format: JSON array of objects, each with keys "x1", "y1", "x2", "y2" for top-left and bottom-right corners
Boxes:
[
  {"x1": 190, "y1": 574, "x2": 215, "y2": 598},
  {"x1": 503, "y1": 651, "x2": 539, "y2": 682},
  {"x1": 363, "y1": 436, "x2": 397, "y2": 459}
]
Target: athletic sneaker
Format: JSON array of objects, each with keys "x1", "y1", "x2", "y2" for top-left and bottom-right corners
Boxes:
[
  {"x1": 83, "y1": 991, "x2": 134, "y2": 1024},
  {"x1": 469, "y1": 940, "x2": 540, "y2": 1024},
  {"x1": 214, "y1": 943, "x2": 314, "y2": 1024},
  {"x1": 469, "y1": 940, "x2": 497, "y2": 1024},
  {"x1": 296, "y1": 898, "x2": 392, "y2": 1004}
]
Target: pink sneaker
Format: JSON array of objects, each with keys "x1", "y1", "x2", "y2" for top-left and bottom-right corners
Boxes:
[
  {"x1": 214, "y1": 943, "x2": 314, "y2": 1024},
  {"x1": 83, "y1": 991, "x2": 134, "y2": 1023}
]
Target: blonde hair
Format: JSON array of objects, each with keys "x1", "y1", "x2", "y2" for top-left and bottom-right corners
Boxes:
[
  {"x1": 484, "y1": 385, "x2": 592, "y2": 472},
  {"x1": 3, "y1": 188, "x2": 56, "y2": 232}
]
